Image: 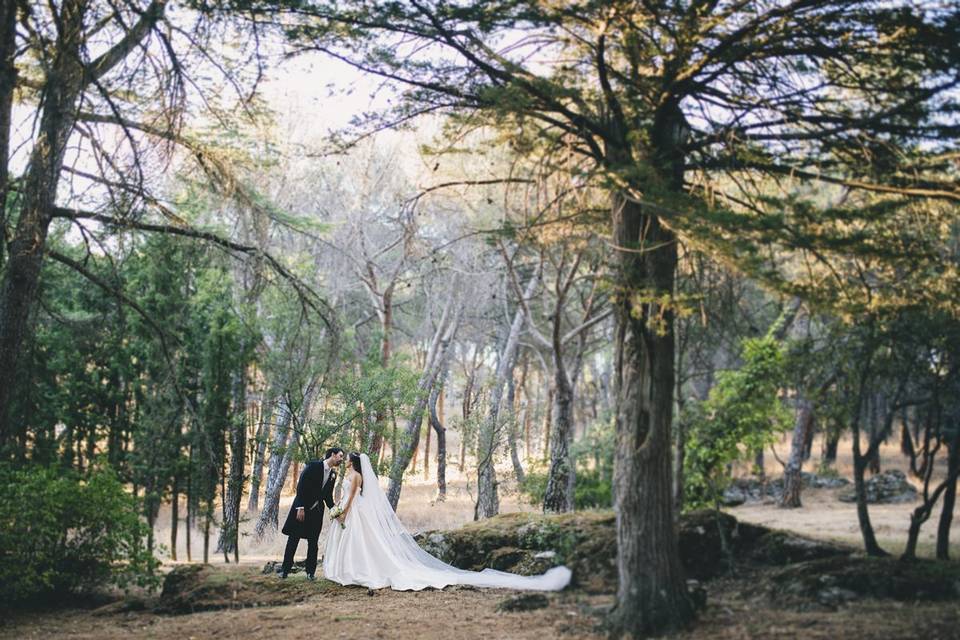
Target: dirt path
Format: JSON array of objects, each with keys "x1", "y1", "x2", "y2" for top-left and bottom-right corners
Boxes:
[
  {"x1": 6, "y1": 568, "x2": 960, "y2": 640},
  {"x1": 1, "y1": 574, "x2": 606, "y2": 640}
]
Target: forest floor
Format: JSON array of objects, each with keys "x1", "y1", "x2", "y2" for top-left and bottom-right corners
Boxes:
[
  {"x1": 4, "y1": 560, "x2": 959, "y2": 640},
  {"x1": 4, "y1": 435, "x2": 959, "y2": 639}
]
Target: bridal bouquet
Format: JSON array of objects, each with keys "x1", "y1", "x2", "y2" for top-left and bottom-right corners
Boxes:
[{"x1": 329, "y1": 505, "x2": 346, "y2": 529}]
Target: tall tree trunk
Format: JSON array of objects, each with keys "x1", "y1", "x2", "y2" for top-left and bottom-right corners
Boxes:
[
  {"x1": 410, "y1": 419, "x2": 420, "y2": 473},
  {"x1": 423, "y1": 409, "x2": 432, "y2": 479},
  {"x1": 542, "y1": 385, "x2": 554, "y2": 462},
  {"x1": 0, "y1": 0, "x2": 16, "y2": 268},
  {"x1": 428, "y1": 382, "x2": 447, "y2": 499},
  {"x1": 543, "y1": 365, "x2": 575, "y2": 512},
  {"x1": 247, "y1": 400, "x2": 275, "y2": 512},
  {"x1": 254, "y1": 397, "x2": 299, "y2": 539},
  {"x1": 170, "y1": 478, "x2": 179, "y2": 561},
  {"x1": 0, "y1": 0, "x2": 85, "y2": 444},
  {"x1": 506, "y1": 364, "x2": 526, "y2": 486},
  {"x1": 936, "y1": 434, "x2": 959, "y2": 560},
  {"x1": 218, "y1": 370, "x2": 247, "y2": 560},
  {"x1": 475, "y1": 276, "x2": 537, "y2": 519},
  {"x1": 852, "y1": 413, "x2": 887, "y2": 556},
  {"x1": 822, "y1": 425, "x2": 840, "y2": 465},
  {"x1": 609, "y1": 192, "x2": 693, "y2": 636},
  {"x1": 186, "y1": 445, "x2": 193, "y2": 562},
  {"x1": 780, "y1": 399, "x2": 815, "y2": 508},
  {"x1": 387, "y1": 292, "x2": 461, "y2": 509}
]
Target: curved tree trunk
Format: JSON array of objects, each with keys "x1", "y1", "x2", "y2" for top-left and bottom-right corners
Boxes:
[
  {"x1": 254, "y1": 398, "x2": 296, "y2": 539},
  {"x1": 936, "y1": 435, "x2": 959, "y2": 559},
  {"x1": 387, "y1": 291, "x2": 461, "y2": 509},
  {"x1": 609, "y1": 193, "x2": 693, "y2": 636}
]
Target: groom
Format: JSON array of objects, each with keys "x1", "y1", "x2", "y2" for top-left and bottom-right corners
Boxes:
[{"x1": 280, "y1": 447, "x2": 344, "y2": 580}]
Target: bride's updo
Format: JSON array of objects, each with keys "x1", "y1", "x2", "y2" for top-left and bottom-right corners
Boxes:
[{"x1": 349, "y1": 452, "x2": 364, "y2": 493}]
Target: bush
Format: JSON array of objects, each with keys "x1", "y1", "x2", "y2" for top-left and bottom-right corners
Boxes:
[
  {"x1": 521, "y1": 465, "x2": 612, "y2": 510},
  {"x1": 0, "y1": 464, "x2": 160, "y2": 603}
]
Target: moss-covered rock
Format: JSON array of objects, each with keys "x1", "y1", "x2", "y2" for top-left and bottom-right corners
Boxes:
[
  {"x1": 764, "y1": 556, "x2": 960, "y2": 609},
  {"x1": 157, "y1": 564, "x2": 343, "y2": 614},
  {"x1": 414, "y1": 509, "x2": 853, "y2": 592}
]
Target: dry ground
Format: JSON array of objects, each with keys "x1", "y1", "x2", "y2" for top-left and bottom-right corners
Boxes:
[
  {"x1": 5, "y1": 566, "x2": 960, "y2": 640},
  {"x1": 4, "y1": 434, "x2": 958, "y2": 639}
]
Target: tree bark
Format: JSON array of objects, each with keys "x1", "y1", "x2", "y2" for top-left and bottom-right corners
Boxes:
[
  {"x1": 542, "y1": 385, "x2": 554, "y2": 462},
  {"x1": 428, "y1": 382, "x2": 447, "y2": 499},
  {"x1": 475, "y1": 275, "x2": 537, "y2": 519},
  {"x1": 386, "y1": 291, "x2": 461, "y2": 509},
  {"x1": 0, "y1": 0, "x2": 16, "y2": 267},
  {"x1": 0, "y1": 0, "x2": 85, "y2": 444},
  {"x1": 780, "y1": 399, "x2": 815, "y2": 508},
  {"x1": 543, "y1": 360, "x2": 575, "y2": 512},
  {"x1": 936, "y1": 434, "x2": 959, "y2": 559},
  {"x1": 506, "y1": 363, "x2": 526, "y2": 486},
  {"x1": 247, "y1": 400, "x2": 273, "y2": 512},
  {"x1": 609, "y1": 193, "x2": 693, "y2": 636},
  {"x1": 852, "y1": 414, "x2": 888, "y2": 556},
  {"x1": 170, "y1": 478, "x2": 179, "y2": 561},
  {"x1": 254, "y1": 396, "x2": 298, "y2": 539},
  {"x1": 822, "y1": 426, "x2": 840, "y2": 465},
  {"x1": 218, "y1": 369, "x2": 247, "y2": 560}
]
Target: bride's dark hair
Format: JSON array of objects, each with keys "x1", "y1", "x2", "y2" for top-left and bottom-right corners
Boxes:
[{"x1": 349, "y1": 452, "x2": 363, "y2": 494}]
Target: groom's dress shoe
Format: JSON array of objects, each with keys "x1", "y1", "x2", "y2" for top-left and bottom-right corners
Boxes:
[
  {"x1": 279, "y1": 572, "x2": 288, "y2": 579},
  {"x1": 306, "y1": 574, "x2": 316, "y2": 582}
]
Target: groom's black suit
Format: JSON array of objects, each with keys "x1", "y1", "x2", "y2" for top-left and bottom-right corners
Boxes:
[{"x1": 281, "y1": 459, "x2": 336, "y2": 577}]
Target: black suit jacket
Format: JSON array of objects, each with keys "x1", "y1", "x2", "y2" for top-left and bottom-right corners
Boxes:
[{"x1": 281, "y1": 460, "x2": 336, "y2": 539}]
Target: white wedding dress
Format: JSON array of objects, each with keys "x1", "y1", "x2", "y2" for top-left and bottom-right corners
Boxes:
[{"x1": 322, "y1": 454, "x2": 571, "y2": 591}]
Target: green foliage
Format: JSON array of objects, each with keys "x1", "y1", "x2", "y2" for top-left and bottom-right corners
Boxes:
[
  {"x1": 683, "y1": 336, "x2": 791, "y2": 511},
  {"x1": 306, "y1": 342, "x2": 420, "y2": 469},
  {"x1": 0, "y1": 464, "x2": 159, "y2": 603},
  {"x1": 521, "y1": 416, "x2": 615, "y2": 510}
]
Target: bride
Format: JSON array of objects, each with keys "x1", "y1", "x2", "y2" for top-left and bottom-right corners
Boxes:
[{"x1": 322, "y1": 452, "x2": 571, "y2": 591}]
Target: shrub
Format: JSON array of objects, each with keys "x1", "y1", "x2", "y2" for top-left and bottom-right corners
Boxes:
[{"x1": 0, "y1": 464, "x2": 160, "y2": 603}]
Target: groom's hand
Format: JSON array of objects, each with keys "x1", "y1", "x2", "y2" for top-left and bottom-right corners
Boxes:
[{"x1": 296, "y1": 507, "x2": 305, "y2": 522}]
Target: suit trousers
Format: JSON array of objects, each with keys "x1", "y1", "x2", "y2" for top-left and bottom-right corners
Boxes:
[{"x1": 282, "y1": 532, "x2": 320, "y2": 576}]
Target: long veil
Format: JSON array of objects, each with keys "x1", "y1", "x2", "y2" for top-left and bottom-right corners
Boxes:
[{"x1": 355, "y1": 453, "x2": 571, "y2": 591}]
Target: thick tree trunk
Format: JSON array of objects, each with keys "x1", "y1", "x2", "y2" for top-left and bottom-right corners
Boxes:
[
  {"x1": 0, "y1": 0, "x2": 85, "y2": 444},
  {"x1": 609, "y1": 194, "x2": 693, "y2": 636},
  {"x1": 780, "y1": 399, "x2": 815, "y2": 508},
  {"x1": 543, "y1": 367, "x2": 575, "y2": 512}
]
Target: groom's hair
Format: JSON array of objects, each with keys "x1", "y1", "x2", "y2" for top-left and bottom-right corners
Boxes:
[{"x1": 324, "y1": 447, "x2": 344, "y2": 459}]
